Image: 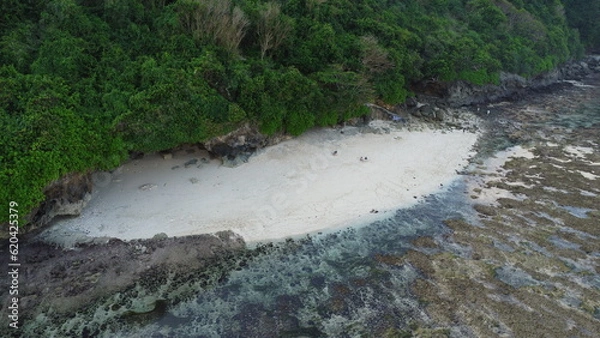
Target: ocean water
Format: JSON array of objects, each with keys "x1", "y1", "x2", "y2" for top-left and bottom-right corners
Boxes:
[{"x1": 109, "y1": 183, "x2": 476, "y2": 338}]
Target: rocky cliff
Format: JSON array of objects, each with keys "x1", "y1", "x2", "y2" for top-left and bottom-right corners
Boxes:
[
  {"x1": 2, "y1": 172, "x2": 94, "y2": 239},
  {"x1": 443, "y1": 55, "x2": 600, "y2": 107}
]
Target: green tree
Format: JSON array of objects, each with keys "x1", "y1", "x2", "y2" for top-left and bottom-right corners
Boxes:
[{"x1": 563, "y1": 0, "x2": 600, "y2": 51}]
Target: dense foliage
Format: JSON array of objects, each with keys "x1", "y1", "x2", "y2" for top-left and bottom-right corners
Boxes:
[
  {"x1": 0, "y1": 0, "x2": 594, "y2": 223},
  {"x1": 563, "y1": 0, "x2": 600, "y2": 51}
]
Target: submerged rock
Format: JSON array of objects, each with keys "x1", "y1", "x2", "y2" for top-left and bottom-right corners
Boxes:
[{"x1": 495, "y1": 266, "x2": 541, "y2": 288}]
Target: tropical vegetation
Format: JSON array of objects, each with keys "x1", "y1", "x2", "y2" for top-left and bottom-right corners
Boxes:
[{"x1": 1, "y1": 0, "x2": 597, "y2": 223}]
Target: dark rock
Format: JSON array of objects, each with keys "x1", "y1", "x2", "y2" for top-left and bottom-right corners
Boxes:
[
  {"x1": 418, "y1": 104, "x2": 434, "y2": 118},
  {"x1": 364, "y1": 103, "x2": 391, "y2": 121},
  {"x1": 222, "y1": 152, "x2": 251, "y2": 168},
  {"x1": 184, "y1": 158, "x2": 198, "y2": 168},
  {"x1": 413, "y1": 56, "x2": 600, "y2": 108},
  {"x1": 210, "y1": 143, "x2": 235, "y2": 158},
  {"x1": 0, "y1": 231, "x2": 246, "y2": 334},
  {"x1": 405, "y1": 96, "x2": 418, "y2": 108},
  {"x1": 129, "y1": 151, "x2": 144, "y2": 160},
  {"x1": 203, "y1": 123, "x2": 290, "y2": 162},
  {"x1": 434, "y1": 107, "x2": 445, "y2": 121},
  {"x1": 344, "y1": 114, "x2": 371, "y2": 127},
  {"x1": 444, "y1": 72, "x2": 527, "y2": 107}
]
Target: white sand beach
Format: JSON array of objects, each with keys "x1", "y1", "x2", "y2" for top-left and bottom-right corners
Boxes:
[{"x1": 40, "y1": 121, "x2": 479, "y2": 246}]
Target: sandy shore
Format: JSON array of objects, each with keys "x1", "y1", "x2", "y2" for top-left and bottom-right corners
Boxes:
[{"x1": 39, "y1": 121, "x2": 478, "y2": 246}]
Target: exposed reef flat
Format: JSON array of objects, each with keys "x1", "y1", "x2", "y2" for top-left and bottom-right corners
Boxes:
[{"x1": 406, "y1": 72, "x2": 600, "y2": 337}]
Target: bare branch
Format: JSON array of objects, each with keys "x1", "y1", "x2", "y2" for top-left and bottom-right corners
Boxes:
[
  {"x1": 257, "y1": 2, "x2": 291, "y2": 59},
  {"x1": 177, "y1": 0, "x2": 249, "y2": 54},
  {"x1": 360, "y1": 35, "x2": 394, "y2": 74}
]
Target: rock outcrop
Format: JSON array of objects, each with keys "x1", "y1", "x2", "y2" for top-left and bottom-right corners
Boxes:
[
  {"x1": 27, "y1": 172, "x2": 93, "y2": 231},
  {"x1": 453, "y1": 55, "x2": 600, "y2": 107},
  {"x1": 0, "y1": 231, "x2": 247, "y2": 335},
  {"x1": 413, "y1": 55, "x2": 600, "y2": 108},
  {"x1": 203, "y1": 123, "x2": 291, "y2": 168}
]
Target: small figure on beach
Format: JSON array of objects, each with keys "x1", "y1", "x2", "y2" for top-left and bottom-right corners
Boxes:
[
  {"x1": 332, "y1": 150, "x2": 338, "y2": 156},
  {"x1": 360, "y1": 156, "x2": 368, "y2": 162},
  {"x1": 370, "y1": 209, "x2": 379, "y2": 214}
]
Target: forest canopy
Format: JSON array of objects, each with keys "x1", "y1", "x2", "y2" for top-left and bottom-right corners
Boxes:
[{"x1": 0, "y1": 0, "x2": 596, "y2": 222}]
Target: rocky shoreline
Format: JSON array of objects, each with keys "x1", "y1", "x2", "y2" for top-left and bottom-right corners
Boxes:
[
  {"x1": 405, "y1": 70, "x2": 600, "y2": 337},
  {"x1": 1, "y1": 56, "x2": 599, "y2": 336},
  {"x1": 413, "y1": 55, "x2": 600, "y2": 108},
  {"x1": 0, "y1": 231, "x2": 250, "y2": 337}
]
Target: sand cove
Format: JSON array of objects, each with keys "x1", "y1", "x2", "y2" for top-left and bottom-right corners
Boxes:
[{"x1": 39, "y1": 121, "x2": 479, "y2": 246}]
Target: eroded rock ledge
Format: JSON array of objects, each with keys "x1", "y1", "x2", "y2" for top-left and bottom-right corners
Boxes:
[
  {"x1": 0, "y1": 231, "x2": 247, "y2": 337},
  {"x1": 22, "y1": 172, "x2": 94, "y2": 236},
  {"x1": 413, "y1": 55, "x2": 600, "y2": 107},
  {"x1": 202, "y1": 122, "x2": 291, "y2": 168}
]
